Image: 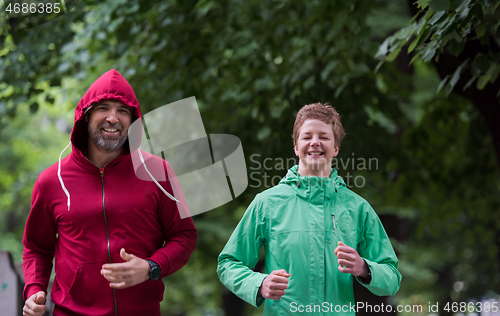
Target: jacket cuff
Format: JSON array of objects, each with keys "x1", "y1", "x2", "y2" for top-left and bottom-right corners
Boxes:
[
  {"x1": 355, "y1": 259, "x2": 372, "y2": 285},
  {"x1": 355, "y1": 257, "x2": 401, "y2": 296},
  {"x1": 254, "y1": 273, "x2": 268, "y2": 307},
  {"x1": 24, "y1": 283, "x2": 46, "y2": 301}
]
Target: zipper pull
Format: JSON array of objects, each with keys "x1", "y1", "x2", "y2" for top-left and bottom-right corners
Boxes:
[
  {"x1": 332, "y1": 214, "x2": 337, "y2": 230},
  {"x1": 99, "y1": 167, "x2": 104, "y2": 175}
]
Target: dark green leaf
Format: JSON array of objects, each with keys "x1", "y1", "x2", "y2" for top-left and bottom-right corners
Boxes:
[
  {"x1": 416, "y1": 27, "x2": 432, "y2": 46},
  {"x1": 447, "y1": 38, "x2": 465, "y2": 56},
  {"x1": 386, "y1": 46, "x2": 402, "y2": 62},
  {"x1": 429, "y1": 0, "x2": 450, "y2": 12},
  {"x1": 462, "y1": 74, "x2": 479, "y2": 90},
  {"x1": 421, "y1": 44, "x2": 437, "y2": 62},
  {"x1": 475, "y1": 23, "x2": 487, "y2": 37},
  {"x1": 476, "y1": 62, "x2": 499, "y2": 90},
  {"x1": 408, "y1": 37, "x2": 420, "y2": 54},
  {"x1": 417, "y1": 0, "x2": 431, "y2": 9},
  {"x1": 489, "y1": 63, "x2": 500, "y2": 83},
  {"x1": 472, "y1": 53, "x2": 490, "y2": 75},
  {"x1": 470, "y1": 2, "x2": 484, "y2": 22},
  {"x1": 477, "y1": 74, "x2": 489, "y2": 90},
  {"x1": 428, "y1": 11, "x2": 446, "y2": 25},
  {"x1": 449, "y1": 59, "x2": 468, "y2": 89},
  {"x1": 455, "y1": 0, "x2": 471, "y2": 13},
  {"x1": 437, "y1": 76, "x2": 449, "y2": 93},
  {"x1": 257, "y1": 126, "x2": 271, "y2": 140}
]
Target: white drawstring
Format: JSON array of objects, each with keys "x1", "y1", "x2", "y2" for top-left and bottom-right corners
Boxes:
[
  {"x1": 137, "y1": 150, "x2": 180, "y2": 202},
  {"x1": 58, "y1": 140, "x2": 72, "y2": 211},
  {"x1": 57, "y1": 141, "x2": 179, "y2": 209}
]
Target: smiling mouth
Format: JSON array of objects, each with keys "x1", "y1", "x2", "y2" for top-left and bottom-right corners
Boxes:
[
  {"x1": 102, "y1": 128, "x2": 119, "y2": 133},
  {"x1": 308, "y1": 152, "x2": 324, "y2": 156}
]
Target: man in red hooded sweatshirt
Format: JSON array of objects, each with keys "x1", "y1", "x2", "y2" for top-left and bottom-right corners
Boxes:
[{"x1": 22, "y1": 69, "x2": 197, "y2": 316}]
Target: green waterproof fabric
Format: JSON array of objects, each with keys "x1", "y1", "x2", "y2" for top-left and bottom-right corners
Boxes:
[{"x1": 217, "y1": 165, "x2": 401, "y2": 315}]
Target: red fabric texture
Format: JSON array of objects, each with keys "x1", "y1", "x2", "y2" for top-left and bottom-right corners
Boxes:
[{"x1": 22, "y1": 69, "x2": 197, "y2": 316}]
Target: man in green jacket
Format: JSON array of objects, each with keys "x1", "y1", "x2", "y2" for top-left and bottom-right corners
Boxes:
[{"x1": 217, "y1": 103, "x2": 401, "y2": 315}]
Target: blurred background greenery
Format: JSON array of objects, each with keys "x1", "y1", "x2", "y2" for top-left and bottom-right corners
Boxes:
[{"x1": 1, "y1": 0, "x2": 500, "y2": 315}]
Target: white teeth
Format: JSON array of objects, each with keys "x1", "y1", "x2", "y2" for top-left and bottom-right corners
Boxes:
[
  {"x1": 103, "y1": 128, "x2": 118, "y2": 132},
  {"x1": 308, "y1": 152, "x2": 323, "y2": 155}
]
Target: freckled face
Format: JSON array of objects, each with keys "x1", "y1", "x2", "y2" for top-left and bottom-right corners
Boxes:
[{"x1": 294, "y1": 119, "x2": 339, "y2": 176}]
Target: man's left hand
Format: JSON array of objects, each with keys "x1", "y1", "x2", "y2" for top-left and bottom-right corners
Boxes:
[
  {"x1": 334, "y1": 241, "x2": 369, "y2": 278},
  {"x1": 101, "y1": 248, "x2": 150, "y2": 289}
]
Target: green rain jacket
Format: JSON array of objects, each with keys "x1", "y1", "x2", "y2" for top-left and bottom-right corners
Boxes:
[{"x1": 217, "y1": 166, "x2": 401, "y2": 315}]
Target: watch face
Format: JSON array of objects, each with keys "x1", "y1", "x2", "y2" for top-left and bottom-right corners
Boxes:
[
  {"x1": 151, "y1": 265, "x2": 161, "y2": 280},
  {"x1": 148, "y1": 260, "x2": 162, "y2": 280}
]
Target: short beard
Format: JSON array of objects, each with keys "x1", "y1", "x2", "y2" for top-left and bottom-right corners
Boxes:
[{"x1": 88, "y1": 123, "x2": 128, "y2": 152}]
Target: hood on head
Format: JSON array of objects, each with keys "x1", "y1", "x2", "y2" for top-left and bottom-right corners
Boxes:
[{"x1": 71, "y1": 69, "x2": 143, "y2": 151}]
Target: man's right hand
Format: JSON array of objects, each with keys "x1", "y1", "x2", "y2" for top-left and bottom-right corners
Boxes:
[
  {"x1": 23, "y1": 291, "x2": 46, "y2": 316},
  {"x1": 259, "y1": 269, "x2": 290, "y2": 300}
]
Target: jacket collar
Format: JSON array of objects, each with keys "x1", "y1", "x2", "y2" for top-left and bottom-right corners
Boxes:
[
  {"x1": 70, "y1": 143, "x2": 129, "y2": 173},
  {"x1": 280, "y1": 165, "x2": 346, "y2": 200}
]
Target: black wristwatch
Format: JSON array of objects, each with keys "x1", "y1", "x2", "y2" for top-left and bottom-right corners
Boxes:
[{"x1": 146, "y1": 259, "x2": 162, "y2": 281}]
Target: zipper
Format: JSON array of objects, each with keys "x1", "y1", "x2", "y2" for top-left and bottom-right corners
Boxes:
[
  {"x1": 326, "y1": 213, "x2": 337, "y2": 244},
  {"x1": 101, "y1": 169, "x2": 118, "y2": 316}
]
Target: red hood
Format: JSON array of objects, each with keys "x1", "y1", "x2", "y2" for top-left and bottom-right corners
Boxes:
[{"x1": 71, "y1": 69, "x2": 143, "y2": 150}]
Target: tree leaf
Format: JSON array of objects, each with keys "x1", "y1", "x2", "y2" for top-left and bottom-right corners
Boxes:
[
  {"x1": 257, "y1": 126, "x2": 271, "y2": 141},
  {"x1": 470, "y1": 2, "x2": 484, "y2": 22},
  {"x1": 455, "y1": 0, "x2": 471, "y2": 13},
  {"x1": 472, "y1": 53, "x2": 490, "y2": 75},
  {"x1": 489, "y1": 63, "x2": 500, "y2": 83},
  {"x1": 422, "y1": 44, "x2": 437, "y2": 62},
  {"x1": 376, "y1": 39, "x2": 389, "y2": 59},
  {"x1": 428, "y1": 11, "x2": 446, "y2": 25},
  {"x1": 462, "y1": 74, "x2": 479, "y2": 91},
  {"x1": 437, "y1": 76, "x2": 449, "y2": 93},
  {"x1": 429, "y1": 0, "x2": 451, "y2": 12},
  {"x1": 408, "y1": 37, "x2": 420, "y2": 54},
  {"x1": 448, "y1": 38, "x2": 465, "y2": 56},
  {"x1": 477, "y1": 74, "x2": 490, "y2": 90},
  {"x1": 475, "y1": 23, "x2": 487, "y2": 37},
  {"x1": 409, "y1": 27, "x2": 431, "y2": 53},
  {"x1": 386, "y1": 46, "x2": 402, "y2": 62},
  {"x1": 476, "y1": 62, "x2": 499, "y2": 90},
  {"x1": 417, "y1": 0, "x2": 431, "y2": 10},
  {"x1": 449, "y1": 59, "x2": 468, "y2": 89}
]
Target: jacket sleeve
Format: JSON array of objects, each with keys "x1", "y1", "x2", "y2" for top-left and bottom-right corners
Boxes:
[
  {"x1": 217, "y1": 197, "x2": 268, "y2": 307},
  {"x1": 22, "y1": 179, "x2": 57, "y2": 300},
  {"x1": 147, "y1": 162, "x2": 197, "y2": 278},
  {"x1": 355, "y1": 203, "x2": 402, "y2": 296}
]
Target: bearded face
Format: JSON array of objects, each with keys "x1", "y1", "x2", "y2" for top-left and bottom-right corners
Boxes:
[
  {"x1": 87, "y1": 120, "x2": 129, "y2": 152},
  {"x1": 86, "y1": 100, "x2": 133, "y2": 152}
]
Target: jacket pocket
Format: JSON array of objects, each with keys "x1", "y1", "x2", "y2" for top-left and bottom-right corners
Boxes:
[
  {"x1": 126, "y1": 278, "x2": 164, "y2": 305},
  {"x1": 332, "y1": 209, "x2": 357, "y2": 241},
  {"x1": 66, "y1": 262, "x2": 111, "y2": 308},
  {"x1": 270, "y1": 298, "x2": 282, "y2": 316}
]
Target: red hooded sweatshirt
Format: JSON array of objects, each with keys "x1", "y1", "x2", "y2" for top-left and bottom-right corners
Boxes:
[{"x1": 22, "y1": 69, "x2": 197, "y2": 316}]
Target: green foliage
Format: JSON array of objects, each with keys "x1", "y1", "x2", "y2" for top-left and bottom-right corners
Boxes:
[
  {"x1": 377, "y1": 0, "x2": 500, "y2": 96},
  {"x1": 0, "y1": 93, "x2": 72, "y2": 260},
  {"x1": 1, "y1": 0, "x2": 500, "y2": 315}
]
